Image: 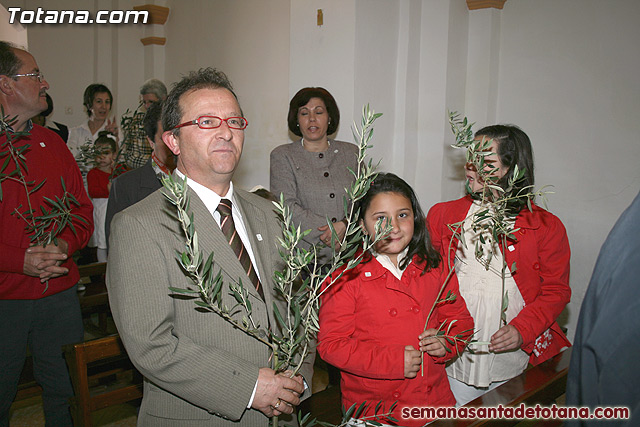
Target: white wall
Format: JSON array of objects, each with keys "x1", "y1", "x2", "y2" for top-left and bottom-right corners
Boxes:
[
  {"x1": 493, "y1": 0, "x2": 640, "y2": 337},
  {"x1": 0, "y1": 3, "x2": 28, "y2": 46},
  {"x1": 1, "y1": 0, "x2": 147, "y2": 130},
  {"x1": 3, "y1": 0, "x2": 639, "y2": 339},
  {"x1": 164, "y1": 0, "x2": 291, "y2": 190},
  {"x1": 290, "y1": 0, "x2": 356, "y2": 146}
]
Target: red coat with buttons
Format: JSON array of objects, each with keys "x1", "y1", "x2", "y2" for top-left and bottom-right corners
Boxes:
[
  {"x1": 426, "y1": 196, "x2": 571, "y2": 366},
  {"x1": 318, "y1": 253, "x2": 474, "y2": 426}
]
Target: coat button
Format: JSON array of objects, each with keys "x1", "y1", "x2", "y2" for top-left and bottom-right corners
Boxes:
[
  {"x1": 520, "y1": 229, "x2": 526, "y2": 235},
  {"x1": 392, "y1": 391, "x2": 401, "y2": 399},
  {"x1": 427, "y1": 386, "x2": 432, "y2": 393},
  {"x1": 412, "y1": 306, "x2": 420, "y2": 314},
  {"x1": 319, "y1": 153, "x2": 324, "y2": 158},
  {"x1": 331, "y1": 217, "x2": 337, "y2": 222},
  {"x1": 330, "y1": 193, "x2": 335, "y2": 198},
  {"x1": 533, "y1": 262, "x2": 540, "y2": 270},
  {"x1": 389, "y1": 308, "x2": 397, "y2": 317},
  {"x1": 324, "y1": 172, "x2": 329, "y2": 177}
]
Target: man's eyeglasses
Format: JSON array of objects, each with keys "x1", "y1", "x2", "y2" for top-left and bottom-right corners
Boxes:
[
  {"x1": 11, "y1": 72, "x2": 45, "y2": 83},
  {"x1": 171, "y1": 115, "x2": 248, "y2": 131}
]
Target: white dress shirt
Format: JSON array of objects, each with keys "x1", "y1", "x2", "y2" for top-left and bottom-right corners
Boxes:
[{"x1": 176, "y1": 170, "x2": 261, "y2": 281}]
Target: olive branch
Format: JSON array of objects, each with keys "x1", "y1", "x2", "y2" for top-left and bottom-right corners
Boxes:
[
  {"x1": 296, "y1": 400, "x2": 399, "y2": 427},
  {"x1": 75, "y1": 104, "x2": 145, "y2": 181}
]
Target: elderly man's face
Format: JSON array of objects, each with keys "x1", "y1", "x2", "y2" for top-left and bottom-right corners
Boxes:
[
  {"x1": 165, "y1": 87, "x2": 244, "y2": 192},
  {"x1": 11, "y1": 49, "x2": 49, "y2": 119},
  {"x1": 142, "y1": 93, "x2": 159, "y2": 110}
]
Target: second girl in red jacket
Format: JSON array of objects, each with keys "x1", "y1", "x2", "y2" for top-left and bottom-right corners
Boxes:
[{"x1": 427, "y1": 125, "x2": 571, "y2": 406}]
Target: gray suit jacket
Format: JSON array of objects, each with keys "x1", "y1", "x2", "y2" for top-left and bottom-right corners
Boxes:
[
  {"x1": 270, "y1": 139, "x2": 358, "y2": 263},
  {"x1": 105, "y1": 159, "x2": 161, "y2": 245},
  {"x1": 107, "y1": 183, "x2": 313, "y2": 426}
]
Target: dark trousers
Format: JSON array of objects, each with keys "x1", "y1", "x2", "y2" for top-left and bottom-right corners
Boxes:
[{"x1": 0, "y1": 285, "x2": 84, "y2": 427}]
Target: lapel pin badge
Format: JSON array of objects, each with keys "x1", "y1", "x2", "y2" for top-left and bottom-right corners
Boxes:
[{"x1": 256, "y1": 233, "x2": 263, "y2": 241}]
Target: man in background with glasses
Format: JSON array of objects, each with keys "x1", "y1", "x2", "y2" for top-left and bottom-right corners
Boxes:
[
  {"x1": 107, "y1": 67, "x2": 313, "y2": 426},
  {"x1": 0, "y1": 41, "x2": 93, "y2": 427}
]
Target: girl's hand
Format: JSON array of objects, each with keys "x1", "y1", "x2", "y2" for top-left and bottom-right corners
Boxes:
[
  {"x1": 489, "y1": 324, "x2": 523, "y2": 353},
  {"x1": 404, "y1": 345, "x2": 421, "y2": 378},
  {"x1": 318, "y1": 219, "x2": 347, "y2": 249},
  {"x1": 419, "y1": 328, "x2": 447, "y2": 357}
]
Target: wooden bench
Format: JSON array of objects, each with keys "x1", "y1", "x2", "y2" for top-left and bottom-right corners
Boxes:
[
  {"x1": 63, "y1": 334, "x2": 143, "y2": 427},
  {"x1": 77, "y1": 262, "x2": 110, "y2": 334},
  {"x1": 299, "y1": 348, "x2": 572, "y2": 426}
]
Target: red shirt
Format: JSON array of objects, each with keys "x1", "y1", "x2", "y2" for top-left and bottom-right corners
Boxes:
[{"x1": 87, "y1": 164, "x2": 128, "y2": 198}]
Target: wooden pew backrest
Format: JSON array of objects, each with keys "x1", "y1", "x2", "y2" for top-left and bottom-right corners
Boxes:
[{"x1": 63, "y1": 334, "x2": 142, "y2": 427}]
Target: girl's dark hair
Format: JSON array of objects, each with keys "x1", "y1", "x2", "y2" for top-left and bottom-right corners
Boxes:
[
  {"x1": 94, "y1": 131, "x2": 117, "y2": 152},
  {"x1": 357, "y1": 172, "x2": 441, "y2": 274},
  {"x1": 474, "y1": 124, "x2": 535, "y2": 213},
  {"x1": 83, "y1": 84, "x2": 113, "y2": 117},
  {"x1": 287, "y1": 87, "x2": 340, "y2": 136}
]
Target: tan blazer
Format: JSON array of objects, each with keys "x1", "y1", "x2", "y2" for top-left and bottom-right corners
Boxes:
[{"x1": 107, "y1": 184, "x2": 313, "y2": 426}]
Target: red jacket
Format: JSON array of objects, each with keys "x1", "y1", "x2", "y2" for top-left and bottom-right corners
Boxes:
[
  {"x1": 426, "y1": 195, "x2": 571, "y2": 365},
  {"x1": 318, "y1": 254, "x2": 474, "y2": 426}
]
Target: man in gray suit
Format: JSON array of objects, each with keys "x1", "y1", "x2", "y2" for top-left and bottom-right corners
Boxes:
[{"x1": 107, "y1": 68, "x2": 310, "y2": 426}]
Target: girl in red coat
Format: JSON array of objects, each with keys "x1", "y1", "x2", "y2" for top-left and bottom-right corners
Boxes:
[
  {"x1": 427, "y1": 125, "x2": 571, "y2": 406},
  {"x1": 318, "y1": 173, "x2": 474, "y2": 426}
]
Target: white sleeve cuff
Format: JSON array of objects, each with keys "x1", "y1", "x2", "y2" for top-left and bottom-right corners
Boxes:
[{"x1": 247, "y1": 378, "x2": 258, "y2": 408}]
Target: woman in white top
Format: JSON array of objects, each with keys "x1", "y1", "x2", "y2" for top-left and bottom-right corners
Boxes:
[{"x1": 68, "y1": 83, "x2": 119, "y2": 177}]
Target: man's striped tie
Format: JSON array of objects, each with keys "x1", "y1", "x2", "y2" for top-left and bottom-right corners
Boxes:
[{"x1": 216, "y1": 199, "x2": 265, "y2": 301}]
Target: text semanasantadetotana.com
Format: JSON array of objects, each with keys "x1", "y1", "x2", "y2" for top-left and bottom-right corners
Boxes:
[
  {"x1": 400, "y1": 404, "x2": 630, "y2": 421},
  {"x1": 7, "y1": 7, "x2": 148, "y2": 25}
]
